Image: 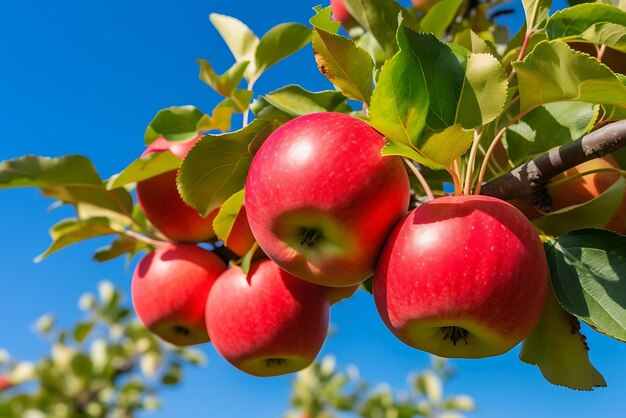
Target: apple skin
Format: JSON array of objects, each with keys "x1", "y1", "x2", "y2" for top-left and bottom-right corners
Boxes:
[
  {"x1": 374, "y1": 195, "x2": 549, "y2": 358},
  {"x1": 0, "y1": 375, "x2": 12, "y2": 391},
  {"x1": 223, "y1": 205, "x2": 257, "y2": 257},
  {"x1": 412, "y1": 0, "x2": 439, "y2": 12},
  {"x1": 330, "y1": 0, "x2": 357, "y2": 29},
  {"x1": 136, "y1": 135, "x2": 219, "y2": 243},
  {"x1": 513, "y1": 156, "x2": 626, "y2": 234},
  {"x1": 206, "y1": 260, "x2": 330, "y2": 377},
  {"x1": 132, "y1": 243, "x2": 227, "y2": 346},
  {"x1": 245, "y1": 112, "x2": 410, "y2": 287}
]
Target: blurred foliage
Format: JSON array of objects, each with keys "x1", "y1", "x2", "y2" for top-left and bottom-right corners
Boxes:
[
  {"x1": 286, "y1": 355, "x2": 475, "y2": 418},
  {"x1": 0, "y1": 282, "x2": 205, "y2": 418}
]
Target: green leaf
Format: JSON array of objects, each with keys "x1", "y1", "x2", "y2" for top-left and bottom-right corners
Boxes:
[
  {"x1": 369, "y1": 30, "x2": 429, "y2": 147},
  {"x1": 144, "y1": 106, "x2": 212, "y2": 143},
  {"x1": 370, "y1": 29, "x2": 465, "y2": 146},
  {"x1": 546, "y1": 4, "x2": 626, "y2": 53},
  {"x1": 504, "y1": 102, "x2": 599, "y2": 166},
  {"x1": 212, "y1": 189, "x2": 245, "y2": 243},
  {"x1": 513, "y1": 40, "x2": 626, "y2": 111},
  {"x1": 261, "y1": 85, "x2": 351, "y2": 117},
  {"x1": 197, "y1": 59, "x2": 249, "y2": 97},
  {"x1": 546, "y1": 229, "x2": 626, "y2": 342},
  {"x1": 455, "y1": 53, "x2": 508, "y2": 129},
  {"x1": 254, "y1": 23, "x2": 312, "y2": 78},
  {"x1": 311, "y1": 28, "x2": 374, "y2": 103},
  {"x1": 520, "y1": 289, "x2": 606, "y2": 390},
  {"x1": 420, "y1": 0, "x2": 463, "y2": 38},
  {"x1": 309, "y1": 5, "x2": 340, "y2": 33},
  {"x1": 533, "y1": 177, "x2": 626, "y2": 236},
  {"x1": 0, "y1": 155, "x2": 133, "y2": 216},
  {"x1": 522, "y1": 0, "x2": 552, "y2": 31},
  {"x1": 414, "y1": 371, "x2": 443, "y2": 403},
  {"x1": 381, "y1": 140, "x2": 444, "y2": 170},
  {"x1": 421, "y1": 125, "x2": 474, "y2": 167},
  {"x1": 107, "y1": 151, "x2": 182, "y2": 190},
  {"x1": 453, "y1": 29, "x2": 496, "y2": 55},
  {"x1": 343, "y1": 0, "x2": 420, "y2": 58},
  {"x1": 178, "y1": 120, "x2": 277, "y2": 216},
  {"x1": 73, "y1": 322, "x2": 94, "y2": 343},
  {"x1": 93, "y1": 235, "x2": 146, "y2": 263},
  {"x1": 209, "y1": 13, "x2": 260, "y2": 81},
  {"x1": 36, "y1": 217, "x2": 119, "y2": 262},
  {"x1": 161, "y1": 362, "x2": 182, "y2": 385}
]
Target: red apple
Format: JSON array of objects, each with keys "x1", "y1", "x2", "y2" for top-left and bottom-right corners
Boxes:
[
  {"x1": 374, "y1": 195, "x2": 549, "y2": 358},
  {"x1": 0, "y1": 375, "x2": 12, "y2": 391},
  {"x1": 206, "y1": 260, "x2": 330, "y2": 377},
  {"x1": 132, "y1": 243, "x2": 227, "y2": 346},
  {"x1": 513, "y1": 156, "x2": 626, "y2": 234},
  {"x1": 245, "y1": 112, "x2": 410, "y2": 287},
  {"x1": 412, "y1": 0, "x2": 439, "y2": 13},
  {"x1": 222, "y1": 205, "x2": 257, "y2": 257},
  {"x1": 136, "y1": 135, "x2": 218, "y2": 243},
  {"x1": 330, "y1": 0, "x2": 354, "y2": 27}
]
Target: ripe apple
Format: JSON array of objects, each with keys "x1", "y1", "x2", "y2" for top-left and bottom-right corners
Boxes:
[
  {"x1": 132, "y1": 243, "x2": 227, "y2": 346},
  {"x1": 512, "y1": 156, "x2": 626, "y2": 234},
  {"x1": 136, "y1": 135, "x2": 219, "y2": 243},
  {"x1": 222, "y1": 205, "x2": 257, "y2": 257},
  {"x1": 412, "y1": 0, "x2": 438, "y2": 13},
  {"x1": 374, "y1": 195, "x2": 549, "y2": 358},
  {"x1": 206, "y1": 260, "x2": 330, "y2": 376},
  {"x1": 330, "y1": 0, "x2": 357, "y2": 29},
  {"x1": 245, "y1": 112, "x2": 410, "y2": 287},
  {"x1": 0, "y1": 375, "x2": 12, "y2": 391}
]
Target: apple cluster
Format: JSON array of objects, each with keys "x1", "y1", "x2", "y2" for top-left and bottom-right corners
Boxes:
[{"x1": 131, "y1": 112, "x2": 550, "y2": 377}]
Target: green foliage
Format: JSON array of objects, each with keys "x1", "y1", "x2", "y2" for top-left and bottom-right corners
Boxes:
[
  {"x1": 520, "y1": 290, "x2": 606, "y2": 390},
  {"x1": 2, "y1": 0, "x2": 626, "y2": 395},
  {"x1": 0, "y1": 283, "x2": 204, "y2": 418},
  {"x1": 545, "y1": 230, "x2": 626, "y2": 342},
  {"x1": 286, "y1": 356, "x2": 475, "y2": 418},
  {"x1": 513, "y1": 40, "x2": 626, "y2": 111},
  {"x1": 546, "y1": 3, "x2": 626, "y2": 52},
  {"x1": 144, "y1": 106, "x2": 217, "y2": 143},
  {"x1": 311, "y1": 24, "x2": 374, "y2": 103},
  {"x1": 177, "y1": 119, "x2": 277, "y2": 216},
  {"x1": 213, "y1": 189, "x2": 245, "y2": 243},
  {"x1": 533, "y1": 177, "x2": 626, "y2": 235}
]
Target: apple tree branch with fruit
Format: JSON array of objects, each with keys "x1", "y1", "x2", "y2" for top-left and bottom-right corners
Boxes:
[{"x1": 1, "y1": 0, "x2": 626, "y2": 392}]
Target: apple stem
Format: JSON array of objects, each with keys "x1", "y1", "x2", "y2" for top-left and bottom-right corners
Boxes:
[
  {"x1": 597, "y1": 44, "x2": 607, "y2": 62},
  {"x1": 463, "y1": 129, "x2": 483, "y2": 195},
  {"x1": 474, "y1": 105, "x2": 538, "y2": 195},
  {"x1": 453, "y1": 158, "x2": 463, "y2": 191},
  {"x1": 505, "y1": 30, "x2": 533, "y2": 85},
  {"x1": 242, "y1": 76, "x2": 260, "y2": 127},
  {"x1": 403, "y1": 158, "x2": 435, "y2": 201}
]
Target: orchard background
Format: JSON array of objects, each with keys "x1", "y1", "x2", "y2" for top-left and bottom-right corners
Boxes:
[{"x1": 1, "y1": 0, "x2": 626, "y2": 417}]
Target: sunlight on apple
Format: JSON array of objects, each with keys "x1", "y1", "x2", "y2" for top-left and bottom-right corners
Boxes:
[{"x1": 288, "y1": 140, "x2": 314, "y2": 164}]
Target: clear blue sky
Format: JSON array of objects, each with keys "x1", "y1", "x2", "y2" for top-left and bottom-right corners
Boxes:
[{"x1": 2, "y1": 1, "x2": 626, "y2": 417}]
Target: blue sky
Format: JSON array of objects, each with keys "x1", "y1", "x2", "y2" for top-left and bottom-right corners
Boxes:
[{"x1": 2, "y1": 0, "x2": 626, "y2": 417}]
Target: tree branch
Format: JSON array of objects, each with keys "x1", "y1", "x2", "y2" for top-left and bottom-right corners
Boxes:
[{"x1": 480, "y1": 120, "x2": 626, "y2": 212}]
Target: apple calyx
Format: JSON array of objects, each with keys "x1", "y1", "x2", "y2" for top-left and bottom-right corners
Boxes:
[
  {"x1": 298, "y1": 228, "x2": 321, "y2": 248},
  {"x1": 441, "y1": 326, "x2": 469, "y2": 346}
]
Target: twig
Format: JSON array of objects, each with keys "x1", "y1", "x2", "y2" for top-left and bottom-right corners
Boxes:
[{"x1": 480, "y1": 120, "x2": 626, "y2": 211}]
